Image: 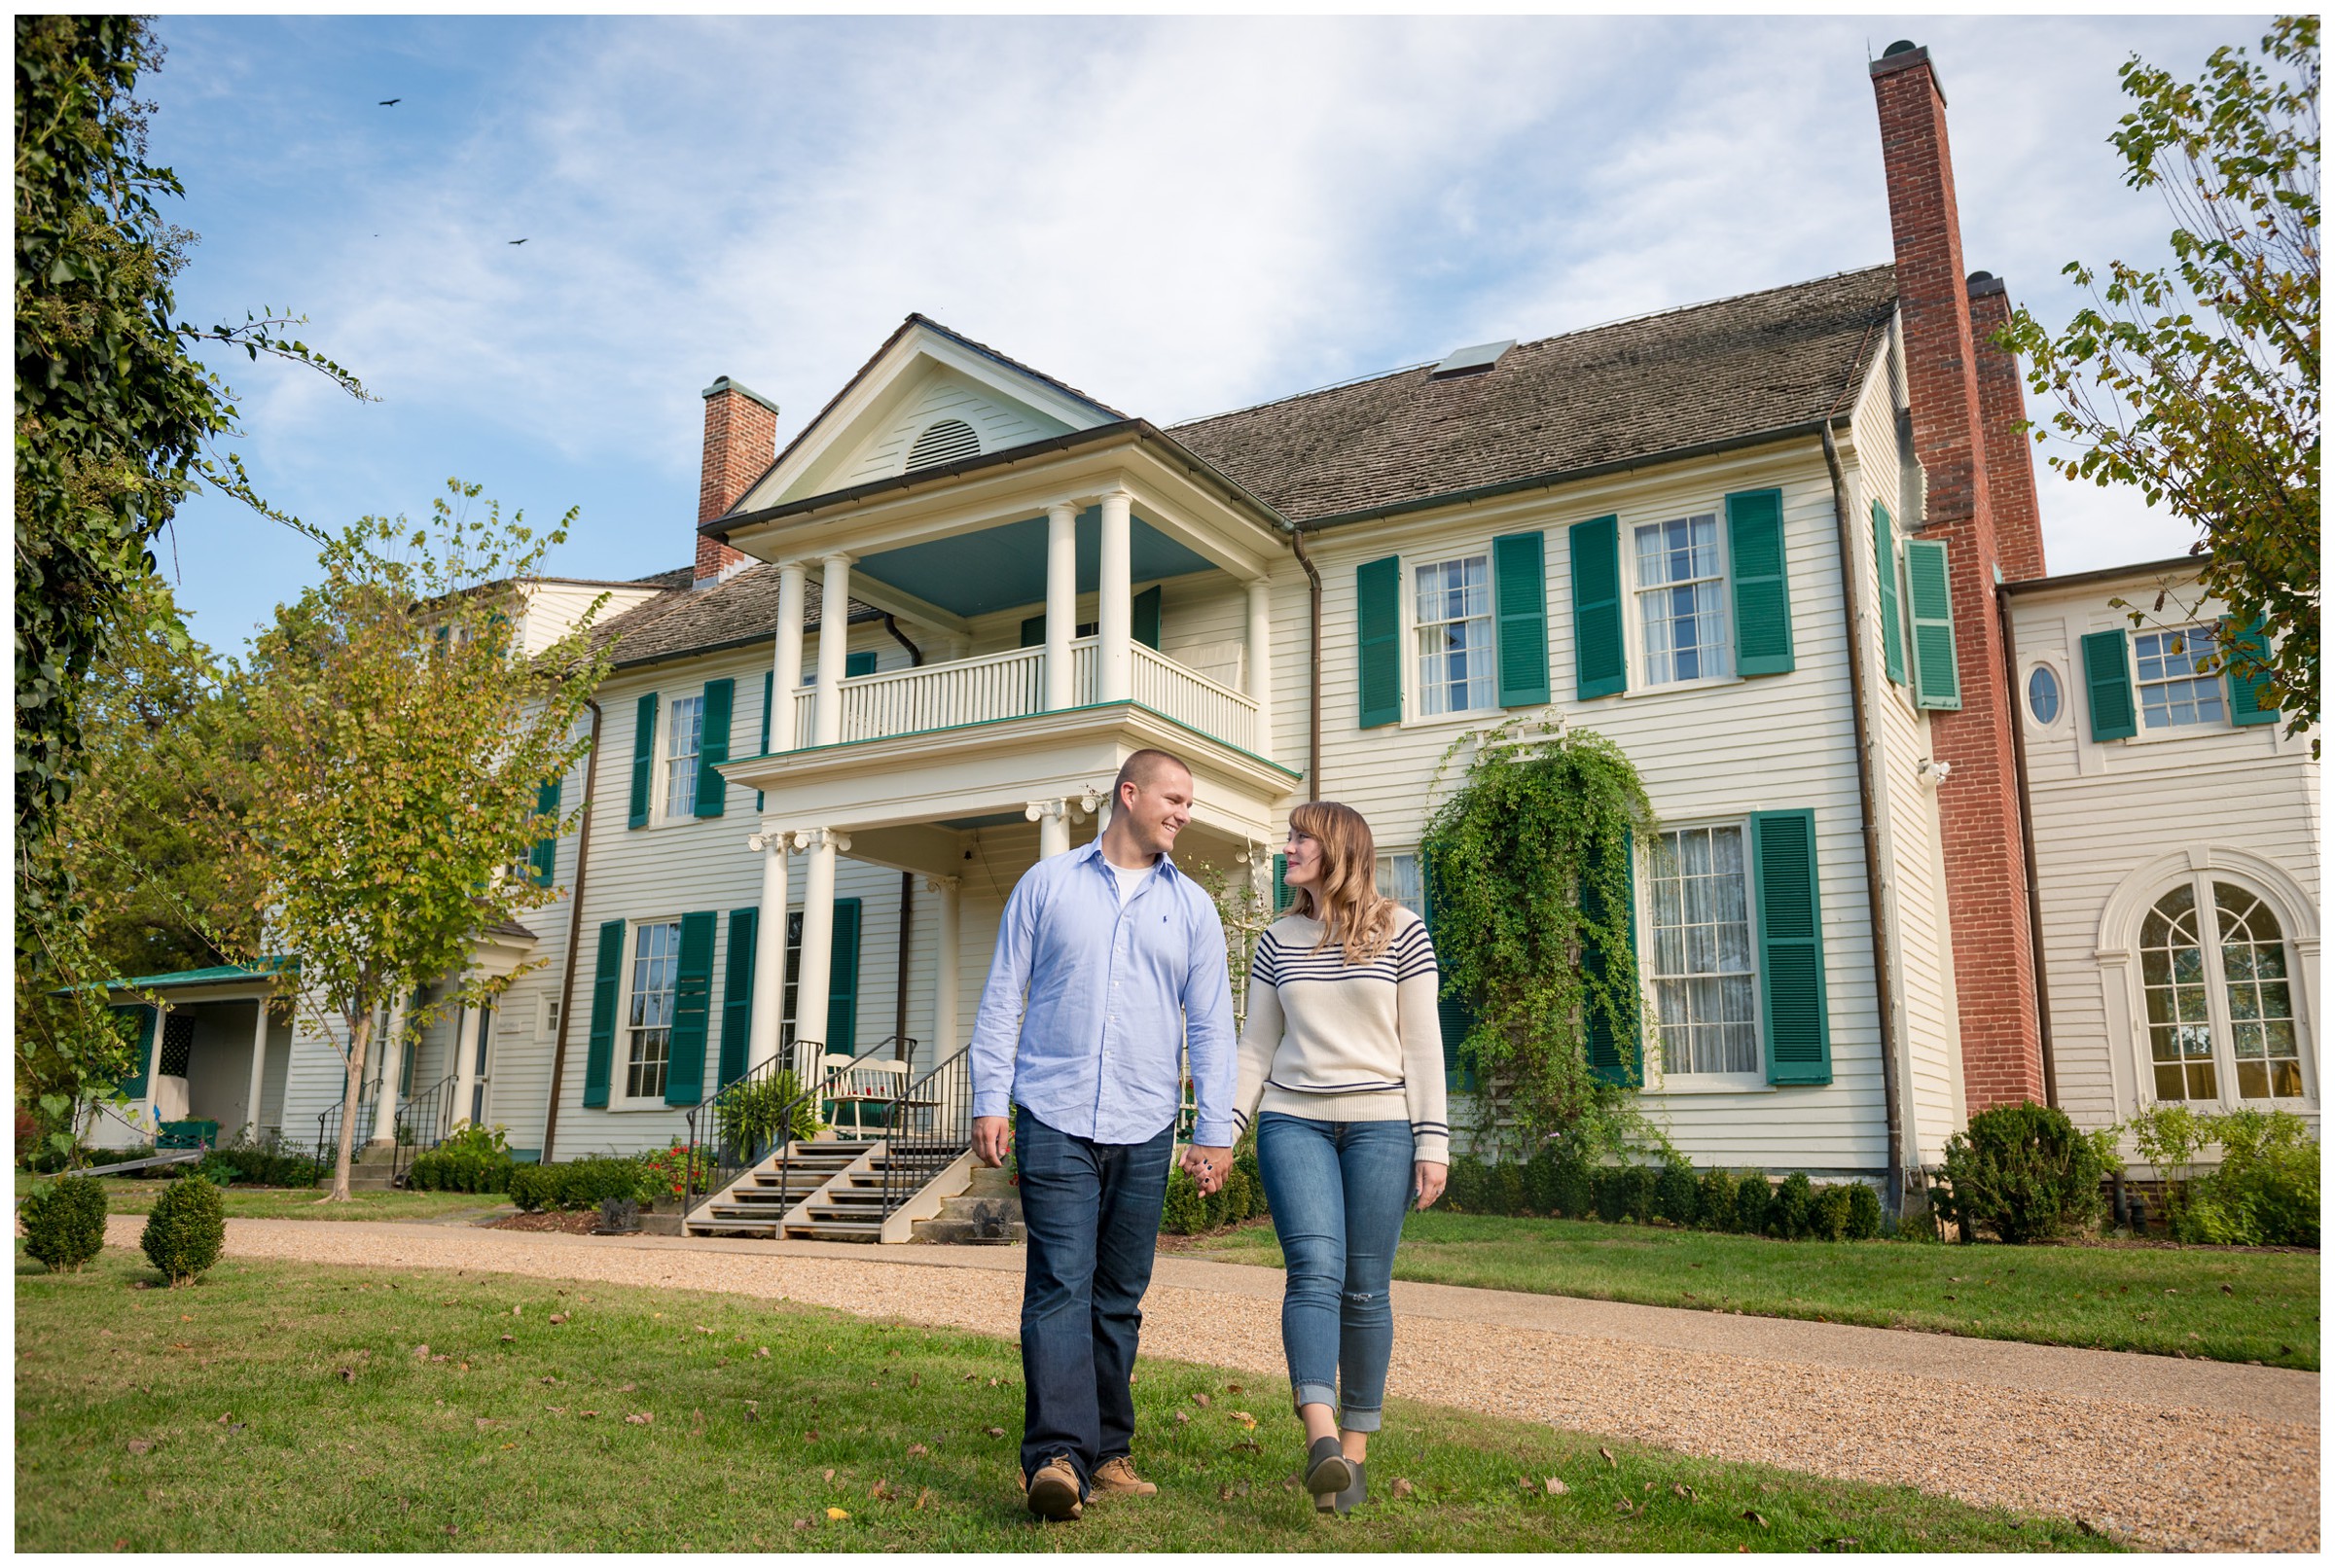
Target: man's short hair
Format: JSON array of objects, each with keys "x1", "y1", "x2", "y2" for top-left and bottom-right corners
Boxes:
[{"x1": 1112, "y1": 747, "x2": 1191, "y2": 805}]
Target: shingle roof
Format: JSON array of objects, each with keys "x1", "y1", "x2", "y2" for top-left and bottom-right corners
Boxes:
[
  {"x1": 595, "y1": 561, "x2": 888, "y2": 671},
  {"x1": 1170, "y1": 266, "x2": 1898, "y2": 527}
]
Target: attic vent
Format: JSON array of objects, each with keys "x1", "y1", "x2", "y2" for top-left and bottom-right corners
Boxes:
[
  {"x1": 906, "y1": 417, "x2": 981, "y2": 472},
  {"x1": 1431, "y1": 339, "x2": 1516, "y2": 378}
]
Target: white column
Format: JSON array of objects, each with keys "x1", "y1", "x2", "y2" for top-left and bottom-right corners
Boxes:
[
  {"x1": 746, "y1": 830, "x2": 793, "y2": 1073},
  {"x1": 928, "y1": 875, "x2": 961, "y2": 1056},
  {"x1": 1097, "y1": 488, "x2": 1133, "y2": 703},
  {"x1": 813, "y1": 552, "x2": 853, "y2": 747},
  {"x1": 243, "y1": 997, "x2": 272, "y2": 1145},
  {"x1": 772, "y1": 561, "x2": 807, "y2": 751},
  {"x1": 368, "y1": 995, "x2": 406, "y2": 1148},
  {"x1": 1044, "y1": 501, "x2": 1077, "y2": 712},
  {"x1": 451, "y1": 994, "x2": 482, "y2": 1130},
  {"x1": 1246, "y1": 577, "x2": 1274, "y2": 757},
  {"x1": 1027, "y1": 799, "x2": 1070, "y2": 859},
  {"x1": 792, "y1": 829, "x2": 849, "y2": 1082},
  {"x1": 143, "y1": 1002, "x2": 168, "y2": 1131}
]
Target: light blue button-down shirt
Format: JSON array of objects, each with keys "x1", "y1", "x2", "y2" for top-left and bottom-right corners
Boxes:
[{"x1": 969, "y1": 838, "x2": 1237, "y2": 1147}]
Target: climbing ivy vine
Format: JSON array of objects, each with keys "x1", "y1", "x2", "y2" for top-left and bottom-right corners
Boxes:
[{"x1": 1419, "y1": 716, "x2": 1659, "y2": 1156}]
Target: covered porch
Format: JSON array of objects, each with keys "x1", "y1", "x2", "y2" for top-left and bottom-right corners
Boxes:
[{"x1": 87, "y1": 961, "x2": 294, "y2": 1152}]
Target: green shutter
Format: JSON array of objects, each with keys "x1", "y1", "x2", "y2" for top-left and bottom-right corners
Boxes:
[
  {"x1": 824, "y1": 898, "x2": 863, "y2": 1055},
  {"x1": 1272, "y1": 853, "x2": 1288, "y2": 914},
  {"x1": 717, "y1": 908, "x2": 758, "y2": 1089},
  {"x1": 582, "y1": 920, "x2": 625, "y2": 1108},
  {"x1": 528, "y1": 778, "x2": 560, "y2": 887},
  {"x1": 1132, "y1": 586, "x2": 1163, "y2": 651},
  {"x1": 1582, "y1": 843, "x2": 1641, "y2": 1087},
  {"x1": 1020, "y1": 615, "x2": 1046, "y2": 649},
  {"x1": 2082, "y1": 628, "x2": 2137, "y2": 741},
  {"x1": 844, "y1": 649, "x2": 879, "y2": 677},
  {"x1": 627, "y1": 692, "x2": 658, "y2": 829},
  {"x1": 1727, "y1": 488, "x2": 1794, "y2": 676},
  {"x1": 1569, "y1": 516, "x2": 1626, "y2": 698},
  {"x1": 1903, "y1": 538, "x2": 1961, "y2": 710},
  {"x1": 2222, "y1": 616, "x2": 2279, "y2": 726},
  {"x1": 756, "y1": 670, "x2": 772, "y2": 809},
  {"x1": 694, "y1": 678, "x2": 733, "y2": 819},
  {"x1": 664, "y1": 910, "x2": 717, "y2": 1105},
  {"x1": 115, "y1": 1006, "x2": 157, "y2": 1100},
  {"x1": 1872, "y1": 502, "x2": 1906, "y2": 686},
  {"x1": 1751, "y1": 810, "x2": 1831, "y2": 1086},
  {"x1": 1419, "y1": 861, "x2": 1479, "y2": 1088},
  {"x1": 1355, "y1": 555, "x2": 1401, "y2": 729},
  {"x1": 1491, "y1": 531, "x2": 1551, "y2": 705}
]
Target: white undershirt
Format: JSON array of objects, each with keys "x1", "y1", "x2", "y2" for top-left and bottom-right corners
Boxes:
[{"x1": 1109, "y1": 859, "x2": 1152, "y2": 906}]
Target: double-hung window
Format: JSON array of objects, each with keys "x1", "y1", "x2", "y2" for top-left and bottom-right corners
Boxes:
[
  {"x1": 663, "y1": 695, "x2": 704, "y2": 818},
  {"x1": 1413, "y1": 555, "x2": 1494, "y2": 717},
  {"x1": 626, "y1": 920, "x2": 681, "y2": 1100},
  {"x1": 1645, "y1": 824, "x2": 1760, "y2": 1078},
  {"x1": 1376, "y1": 851, "x2": 1424, "y2": 916},
  {"x1": 2134, "y1": 626, "x2": 2226, "y2": 730},
  {"x1": 1634, "y1": 515, "x2": 1731, "y2": 685}
]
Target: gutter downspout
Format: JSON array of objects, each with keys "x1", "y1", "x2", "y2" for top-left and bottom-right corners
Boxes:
[
  {"x1": 1820, "y1": 425, "x2": 1907, "y2": 1217},
  {"x1": 1288, "y1": 523, "x2": 1323, "y2": 795},
  {"x1": 540, "y1": 697, "x2": 602, "y2": 1164},
  {"x1": 1996, "y1": 587, "x2": 2058, "y2": 1107}
]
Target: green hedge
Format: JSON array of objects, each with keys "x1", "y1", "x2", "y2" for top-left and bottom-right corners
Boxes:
[
  {"x1": 21, "y1": 1175, "x2": 107, "y2": 1272},
  {"x1": 1934, "y1": 1102, "x2": 2111, "y2": 1244},
  {"x1": 1160, "y1": 1132, "x2": 1270, "y2": 1236},
  {"x1": 1440, "y1": 1151, "x2": 1885, "y2": 1242},
  {"x1": 508, "y1": 1156, "x2": 659, "y2": 1213}
]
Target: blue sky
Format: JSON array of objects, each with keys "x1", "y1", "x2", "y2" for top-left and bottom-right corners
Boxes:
[{"x1": 143, "y1": 14, "x2": 2264, "y2": 654}]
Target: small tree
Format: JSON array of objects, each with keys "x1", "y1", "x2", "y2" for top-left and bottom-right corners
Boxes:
[
  {"x1": 234, "y1": 482, "x2": 611, "y2": 1199},
  {"x1": 2002, "y1": 16, "x2": 2318, "y2": 746}
]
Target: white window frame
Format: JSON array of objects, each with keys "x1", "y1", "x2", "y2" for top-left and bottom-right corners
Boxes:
[
  {"x1": 2130, "y1": 624, "x2": 2229, "y2": 736},
  {"x1": 2023, "y1": 659, "x2": 2066, "y2": 731},
  {"x1": 1622, "y1": 508, "x2": 1741, "y2": 696},
  {"x1": 1376, "y1": 850, "x2": 1425, "y2": 917},
  {"x1": 1638, "y1": 818, "x2": 1769, "y2": 1095},
  {"x1": 660, "y1": 694, "x2": 705, "y2": 823},
  {"x1": 1401, "y1": 549, "x2": 1502, "y2": 728},
  {"x1": 618, "y1": 917, "x2": 683, "y2": 1108},
  {"x1": 2133, "y1": 871, "x2": 2314, "y2": 1112}
]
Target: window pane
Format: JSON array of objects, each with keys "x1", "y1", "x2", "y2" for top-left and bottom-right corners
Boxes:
[
  {"x1": 1415, "y1": 554, "x2": 1493, "y2": 716},
  {"x1": 665, "y1": 695, "x2": 703, "y2": 816},
  {"x1": 2027, "y1": 665, "x2": 2062, "y2": 724},
  {"x1": 2140, "y1": 885, "x2": 2215, "y2": 1100},
  {"x1": 1634, "y1": 517, "x2": 1730, "y2": 687},
  {"x1": 2136, "y1": 627, "x2": 2228, "y2": 730},
  {"x1": 1645, "y1": 824, "x2": 1754, "y2": 1075}
]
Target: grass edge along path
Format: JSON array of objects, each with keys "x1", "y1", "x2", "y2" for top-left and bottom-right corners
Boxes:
[
  {"x1": 1182, "y1": 1212, "x2": 2320, "y2": 1371},
  {"x1": 18, "y1": 1178, "x2": 502, "y2": 1225},
  {"x1": 15, "y1": 1248, "x2": 2117, "y2": 1553}
]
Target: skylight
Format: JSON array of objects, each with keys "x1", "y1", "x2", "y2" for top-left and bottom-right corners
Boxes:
[{"x1": 1430, "y1": 339, "x2": 1516, "y2": 378}]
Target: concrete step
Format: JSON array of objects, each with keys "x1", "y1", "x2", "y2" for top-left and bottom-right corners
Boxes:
[
  {"x1": 914, "y1": 1213, "x2": 1026, "y2": 1246},
  {"x1": 914, "y1": 1187, "x2": 1024, "y2": 1245}
]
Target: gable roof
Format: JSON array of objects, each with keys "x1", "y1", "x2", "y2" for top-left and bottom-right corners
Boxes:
[
  {"x1": 1170, "y1": 265, "x2": 1898, "y2": 528},
  {"x1": 595, "y1": 561, "x2": 887, "y2": 672}
]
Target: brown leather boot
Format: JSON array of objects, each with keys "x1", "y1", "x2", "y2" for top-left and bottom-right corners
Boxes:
[
  {"x1": 1091, "y1": 1456, "x2": 1158, "y2": 1498},
  {"x1": 1024, "y1": 1455, "x2": 1084, "y2": 1521}
]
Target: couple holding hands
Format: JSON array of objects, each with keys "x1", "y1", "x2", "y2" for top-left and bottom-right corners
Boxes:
[{"x1": 968, "y1": 747, "x2": 1448, "y2": 1522}]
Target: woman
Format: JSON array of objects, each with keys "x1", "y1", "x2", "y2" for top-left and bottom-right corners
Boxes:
[{"x1": 1231, "y1": 801, "x2": 1449, "y2": 1516}]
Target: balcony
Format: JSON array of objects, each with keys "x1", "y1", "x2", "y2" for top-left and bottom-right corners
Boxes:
[{"x1": 787, "y1": 636, "x2": 1259, "y2": 756}]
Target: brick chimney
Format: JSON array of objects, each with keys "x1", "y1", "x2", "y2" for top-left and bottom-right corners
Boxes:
[
  {"x1": 1965, "y1": 272, "x2": 2049, "y2": 584},
  {"x1": 696, "y1": 376, "x2": 779, "y2": 585},
  {"x1": 1871, "y1": 42, "x2": 2047, "y2": 1114}
]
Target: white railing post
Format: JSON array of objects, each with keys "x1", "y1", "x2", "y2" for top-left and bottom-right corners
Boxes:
[
  {"x1": 747, "y1": 831, "x2": 793, "y2": 1074},
  {"x1": 813, "y1": 553, "x2": 853, "y2": 747},
  {"x1": 1045, "y1": 501, "x2": 1077, "y2": 712},
  {"x1": 1098, "y1": 489, "x2": 1133, "y2": 703},
  {"x1": 1247, "y1": 577, "x2": 1273, "y2": 760},
  {"x1": 772, "y1": 561, "x2": 806, "y2": 751}
]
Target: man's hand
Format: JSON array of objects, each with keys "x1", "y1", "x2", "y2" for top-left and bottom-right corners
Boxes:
[
  {"x1": 1414, "y1": 1160, "x2": 1448, "y2": 1211},
  {"x1": 1182, "y1": 1144, "x2": 1232, "y2": 1196},
  {"x1": 973, "y1": 1116, "x2": 1013, "y2": 1169}
]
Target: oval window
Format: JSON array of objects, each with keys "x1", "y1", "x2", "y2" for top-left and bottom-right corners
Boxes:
[{"x1": 2027, "y1": 664, "x2": 2062, "y2": 726}]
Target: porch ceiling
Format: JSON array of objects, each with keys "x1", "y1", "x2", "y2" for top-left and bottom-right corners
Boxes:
[{"x1": 854, "y1": 508, "x2": 1215, "y2": 620}]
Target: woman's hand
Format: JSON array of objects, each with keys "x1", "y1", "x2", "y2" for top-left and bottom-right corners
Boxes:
[{"x1": 1414, "y1": 1160, "x2": 1448, "y2": 1211}]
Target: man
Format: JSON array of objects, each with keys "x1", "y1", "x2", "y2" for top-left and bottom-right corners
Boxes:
[{"x1": 968, "y1": 746, "x2": 1237, "y2": 1522}]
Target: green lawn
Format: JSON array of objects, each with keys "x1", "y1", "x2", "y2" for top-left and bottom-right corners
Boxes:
[
  {"x1": 47, "y1": 1180, "x2": 503, "y2": 1224},
  {"x1": 15, "y1": 1248, "x2": 2114, "y2": 1552},
  {"x1": 1187, "y1": 1213, "x2": 2320, "y2": 1371}
]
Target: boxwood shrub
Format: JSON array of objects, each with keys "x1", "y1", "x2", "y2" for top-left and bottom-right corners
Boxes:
[
  {"x1": 508, "y1": 1156, "x2": 657, "y2": 1213},
  {"x1": 21, "y1": 1174, "x2": 107, "y2": 1273},
  {"x1": 141, "y1": 1174, "x2": 226, "y2": 1286}
]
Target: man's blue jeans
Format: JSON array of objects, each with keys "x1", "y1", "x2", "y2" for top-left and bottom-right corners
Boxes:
[
  {"x1": 1255, "y1": 1112, "x2": 1415, "y2": 1433},
  {"x1": 1014, "y1": 1106, "x2": 1174, "y2": 1496}
]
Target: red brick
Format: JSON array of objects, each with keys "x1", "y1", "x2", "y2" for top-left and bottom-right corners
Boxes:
[{"x1": 696, "y1": 376, "x2": 778, "y2": 584}]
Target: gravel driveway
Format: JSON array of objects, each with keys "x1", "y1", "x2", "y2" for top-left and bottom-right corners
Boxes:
[{"x1": 107, "y1": 1217, "x2": 2318, "y2": 1551}]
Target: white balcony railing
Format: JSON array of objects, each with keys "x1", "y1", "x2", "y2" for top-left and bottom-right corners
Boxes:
[{"x1": 779, "y1": 633, "x2": 1260, "y2": 756}]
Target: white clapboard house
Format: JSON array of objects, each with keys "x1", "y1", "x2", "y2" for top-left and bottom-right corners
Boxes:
[{"x1": 93, "y1": 41, "x2": 2314, "y2": 1229}]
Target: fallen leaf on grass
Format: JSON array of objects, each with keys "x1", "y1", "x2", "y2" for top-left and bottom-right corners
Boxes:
[
  {"x1": 870, "y1": 1479, "x2": 894, "y2": 1500},
  {"x1": 625, "y1": 1412, "x2": 654, "y2": 1426},
  {"x1": 1229, "y1": 1439, "x2": 1261, "y2": 1454},
  {"x1": 915, "y1": 1487, "x2": 933, "y2": 1511},
  {"x1": 805, "y1": 1429, "x2": 822, "y2": 1443},
  {"x1": 1191, "y1": 1393, "x2": 1211, "y2": 1408},
  {"x1": 825, "y1": 1508, "x2": 849, "y2": 1521},
  {"x1": 579, "y1": 1410, "x2": 599, "y2": 1419},
  {"x1": 1546, "y1": 1477, "x2": 1569, "y2": 1496},
  {"x1": 1614, "y1": 1500, "x2": 1637, "y2": 1516},
  {"x1": 474, "y1": 1418, "x2": 496, "y2": 1431},
  {"x1": 2220, "y1": 1283, "x2": 2234, "y2": 1296},
  {"x1": 216, "y1": 1412, "x2": 234, "y2": 1425},
  {"x1": 1226, "y1": 1382, "x2": 1242, "y2": 1393},
  {"x1": 1390, "y1": 1479, "x2": 1415, "y2": 1500},
  {"x1": 1230, "y1": 1410, "x2": 1256, "y2": 1429},
  {"x1": 984, "y1": 1426, "x2": 1005, "y2": 1438},
  {"x1": 1174, "y1": 1411, "x2": 1190, "y2": 1425},
  {"x1": 1673, "y1": 1482, "x2": 1697, "y2": 1500},
  {"x1": 1599, "y1": 1446, "x2": 1616, "y2": 1468},
  {"x1": 545, "y1": 1408, "x2": 567, "y2": 1415},
  {"x1": 823, "y1": 1469, "x2": 837, "y2": 1484},
  {"x1": 126, "y1": 1441, "x2": 153, "y2": 1456},
  {"x1": 618, "y1": 1383, "x2": 637, "y2": 1393},
  {"x1": 500, "y1": 1335, "x2": 514, "y2": 1344},
  {"x1": 792, "y1": 1518, "x2": 812, "y2": 1531},
  {"x1": 1742, "y1": 1510, "x2": 1769, "y2": 1528},
  {"x1": 906, "y1": 1443, "x2": 928, "y2": 1458},
  {"x1": 962, "y1": 1372, "x2": 979, "y2": 1382},
  {"x1": 548, "y1": 1314, "x2": 567, "y2": 1326}
]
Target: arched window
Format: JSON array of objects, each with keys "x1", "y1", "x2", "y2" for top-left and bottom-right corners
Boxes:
[
  {"x1": 2140, "y1": 879, "x2": 2305, "y2": 1103},
  {"x1": 905, "y1": 417, "x2": 980, "y2": 473}
]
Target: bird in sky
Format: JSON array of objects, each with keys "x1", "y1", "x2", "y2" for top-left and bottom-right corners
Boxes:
[
  {"x1": 508, "y1": 238, "x2": 528, "y2": 246},
  {"x1": 378, "y1": 97, "x2": 401, "y2": 105}
]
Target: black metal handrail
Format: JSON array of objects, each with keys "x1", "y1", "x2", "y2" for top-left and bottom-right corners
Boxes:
[
  {"x1": 875, "y1": 1045, "x2": 974, "y2": 1229},
  {"x1": 391, "y1": 1073, "x2": 460, "y2": 1187},
  {"x1": 681, "y1": 1037, "x2": 908, "y2": 1223},
  {"x1": 309, "y1": 1098, "x2": 377, "y2": 1181}
]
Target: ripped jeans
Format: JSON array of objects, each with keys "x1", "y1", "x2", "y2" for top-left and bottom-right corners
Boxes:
[{"x1": 1255, "y1": 1112, "x2": 1416, "y2": 1433}]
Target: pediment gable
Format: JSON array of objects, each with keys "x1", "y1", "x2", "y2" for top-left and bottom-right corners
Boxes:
[{"x1": 738, "y1": 318, "x2": 1122, "y2": 512}]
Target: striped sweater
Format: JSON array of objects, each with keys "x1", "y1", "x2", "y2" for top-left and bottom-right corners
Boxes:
[{"x1": 1231, "y1": 906, "x2": 1450, "y2": 1164}]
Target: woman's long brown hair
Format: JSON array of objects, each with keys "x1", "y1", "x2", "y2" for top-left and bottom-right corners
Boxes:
[{"x1": 1286, "y1": 801, "x2": 1399, "y2": 964}]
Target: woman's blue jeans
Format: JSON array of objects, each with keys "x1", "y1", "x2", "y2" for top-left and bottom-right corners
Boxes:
[{"x1": 1256, "y1": 1112, "x2": 1415, "y2": 1433}]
